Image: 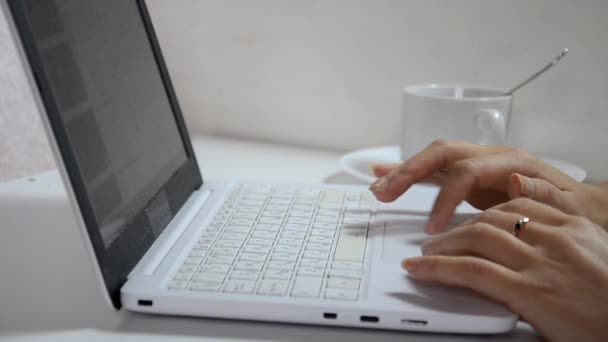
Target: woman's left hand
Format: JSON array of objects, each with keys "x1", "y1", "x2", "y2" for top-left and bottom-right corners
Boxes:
[{"x1": 403, "y1": 197, "x2": 608, "y2": 342}]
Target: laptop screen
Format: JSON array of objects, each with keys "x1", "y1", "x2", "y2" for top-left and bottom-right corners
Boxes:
[{"x1": 8, "y1": 0, "x2": 202, "y2": 307}]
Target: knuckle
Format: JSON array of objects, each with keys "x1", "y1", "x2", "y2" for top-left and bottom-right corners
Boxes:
[
  {"x1": 567, "y1": 215, "x2": 591, "y2": 229},
  {"x1": 430, "y1": 139, "x2": 450, "y2": 149},
  {"x1": 476, "y1": 208, "x2": 500, "y2": 223},
  {"x1": 465, "y1": 223, "x2": 494, "y2": 240},
  {"x1": 464, "y1": 260, "x2": 492, "y2": 281},
  {"x1": 511, "y1": 148, "x2": 533, "y2": 162},
  {"x1": 507, "y1": 197, "x2": 535, "y2": 210},
  {"x1": 452, "y1": 159, "x2": 479, "y2": 178},
  {"x1": 546, "y1": 230, "x2": 574, "y2": 249}
]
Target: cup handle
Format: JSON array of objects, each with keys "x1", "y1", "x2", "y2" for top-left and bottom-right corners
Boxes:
[{"x1": 475, "y1": 109, "x2": 507, "y2": 145}]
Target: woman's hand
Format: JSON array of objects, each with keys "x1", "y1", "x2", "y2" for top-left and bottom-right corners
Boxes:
[
  {"x1": 369, "y1": 140, "x2": 608, "y2": 233},
  {"x1": 403, "y1": 197, "x2": 608, "y2": 342}
]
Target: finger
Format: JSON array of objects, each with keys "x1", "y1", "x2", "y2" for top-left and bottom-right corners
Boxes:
[
  {"x1": 421, "y1": 223, "x2": 536, "y2": 270},
  {"x1": 370, "y1": 140, "x2": 505, "y2": 202},
  {"x1": 426, "y1": 150, "x2": 557, "y2": 233},
  {"x1": 402, "y1": 255, "x2": 524, "y2": 309},
  {"x1": 508, "y1": 173, "x2": 581, "y2": 216},
  {"x1": 460, "y1": 209, "x2": 552, "y2": 245},
  {"x1": 490, "y1": 197, "x2": 572, "y2": 227},
  {"x1": 372, "y1": 163, "x2": 399, "y2": 178}
]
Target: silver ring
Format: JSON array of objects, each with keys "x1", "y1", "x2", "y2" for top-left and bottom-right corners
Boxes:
[{"x1": 513, "y1": 217, "x2": 530, "y2": 237}]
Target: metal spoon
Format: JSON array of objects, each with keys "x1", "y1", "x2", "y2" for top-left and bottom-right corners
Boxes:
[{"x1": 505, "y1": 48, "x2": 569, "y2": 96}]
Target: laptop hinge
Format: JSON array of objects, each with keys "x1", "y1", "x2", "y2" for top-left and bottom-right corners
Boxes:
[{"x1": 128, "y1": 189, "x2": 212, "y2": 278}]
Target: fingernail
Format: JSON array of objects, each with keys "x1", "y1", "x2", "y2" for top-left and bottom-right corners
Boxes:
[
  {"x1": 519, "y1": 177, "x2": 531, "y2": 197},
  {"x1": 402, "y1": 258, "x2": 421, "y2": 273},
  {"x1": 369, "y1": 177, "x2": 389, "y2": 192}
]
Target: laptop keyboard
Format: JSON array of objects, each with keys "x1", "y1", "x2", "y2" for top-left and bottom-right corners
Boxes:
[{"x1": 168, "y1": 184, "x2": 375, "y2": 301}]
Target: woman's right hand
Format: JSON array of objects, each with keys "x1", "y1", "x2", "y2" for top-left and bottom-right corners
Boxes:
[{"x1": 369, "y1": 140, "x2": 608, "y2": 233}]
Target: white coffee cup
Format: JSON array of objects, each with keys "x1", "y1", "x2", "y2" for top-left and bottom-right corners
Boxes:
[{"x1": 400, "y1": 84, "x2": 512, "y2": 160}]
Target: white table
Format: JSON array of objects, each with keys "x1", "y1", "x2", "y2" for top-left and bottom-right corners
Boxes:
[{"x1": 0, "y1": 135, "x2": 539, "y2": 341}]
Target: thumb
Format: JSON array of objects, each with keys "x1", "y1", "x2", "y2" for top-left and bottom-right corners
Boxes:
[{"x1": 508, "y1": 173, "x2": 567, "y2": 209}]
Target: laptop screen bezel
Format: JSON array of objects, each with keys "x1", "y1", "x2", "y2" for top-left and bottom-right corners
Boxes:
[{"x1": 7, "y1": 0, "x2": 203, "y2": 308}]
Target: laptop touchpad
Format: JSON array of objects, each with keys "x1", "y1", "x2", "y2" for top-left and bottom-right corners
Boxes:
[{"x1": 381, "y1": 220, "x2": 432, "y2": 262}]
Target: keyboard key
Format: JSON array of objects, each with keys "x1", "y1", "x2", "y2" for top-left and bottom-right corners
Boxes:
[
  {"x1": 281, "y1": 231, "x2": 306, "y2": 239},
  {"x1": 271, "y1": 252, "x2": 298, "y2": 262},
  {"x1": 230, "y1": 270, "x2": 259, "y2": 280},
  {"x1": 207, "y1": 255, "x2": 235, "y2": 265},
  {"x1": 268, "y1": 260, "x2": 296, "y2": 270},
  {"x1": 173, "y1": 273, "x2": 193, "y2": 281},
  {"x1": 291, "y1": 277, "x2": 323, "y2": 297},
  {"x1": 278, "y1": 238, "x2": 302, "y2": 246},
  {"x1": 196, "y1": 273, "x2": 225, "y2": 283},
  {"x1": 289, "y1": 210, "x2": 312, "y2": 218},
  {"x1": 313, "y1": 222, "x2": 336, "y2": 230},
  {"x1": 258, "y1": 279, "x2": 289, "y2": 296},
  {"x1": 191, "y1": 281, "x2": 222, "y2": 292},
  {"x1": 255, "y1": 224, "x2": 281, "y2": 232},
  {"x1": 224, "y1": 280, "x2": 256, "y2": 294},
  {"x1": 251, "y1": 230, "x2": 277, "y2": 239},
  {"x1": 303, "y1": 250, "x2": 329, "y2": 260},
  {"x1": 327, "y1": 277, "x2": 360, "y2": 290},
  {"x1": 287, "y1": 217, "x2": 309, "y2": 225},
  {"x1": 184, "y1": 256, "x2": 204, "y2": 265},
  {"x1": 179, "y1": 265, "x2": 197, "y2": 273},
  {"x1": 248, "y1": 238, "x2": 274, "y2": 246},
  {"x1": 334, "y1": 228, "x2": 367, "y2": 262},
  {"x1": 332, "y1": 261, "x2": 364, "y2": 270},
  {"x1": 315, "y1": 215, "x2": 339, "y2": 224},
  {"x1": 259, "y1": 217, "x2": 283, "y2": 225},
  {"x1": 274, "y1": 245, "x2": 300, "y2": 253},
  {"x1": 240, "y1": 252, "x2": 267, "y2": 262},
  {"x1": 244, "y1": 244, "x2": 271, "y2": 254},
  {"x1": 328, "y1": 269, "x2": 363, "y2": 279},
  {"x1": 309, "y1": 236, "x2": 332, "y2": 244},
  {"x1": 321, "y1": 190, "x2": 344, "y2": 204},
  {"x1": 212, "y1": 247, "x2": 240, "y2": 257},
  {"x1": 310, "y1": 229, "x2": 335, "y2": 237},
  {"x1": 306, "y1": 243, "x2": 331, "y2": 252},
  {"x1": 233, "y1": 212, "x2": 258, "y2": 220},
  {"x1": 189, "y1": 249, "x2": 207, "y2": 257},
  {"x1": 264, "y1": 269, "x2": 292, "y2": 280},
  {"x1": 222, "y1": 233, "x2": 248, "y2": 241},
  {"x1": 230, "y1": 219, "x2": 255, "y2": 227},
  {"x1": 261, "y1": 210, "x2": 284, "y2": 218},
  {"x1": 201, "y1": 264, "x2": 230, "y2": 273},
  {"x1": 265, "y1": 204, "x2": 289, "y2": 211},
  {"x1": 297, "y1": 267, "x2": 324, "y2": 277},
  {"x1": 300, "y1": 258, "x2": 326, "y2": 268},
  {"x1": 216, "y1": 240, "x2": 242, "y2": 248},
  {"x1": 169, "y1": 280, "x2": 188, "y2": 290},
  {"x1": 225, "y1": 225, "x2": 250, "y2": 234},
  {"x1": 235, "y1": 261, "x2": 264, "y2": 271},
  {"x1": 283, "y1": 224, "x2": 308, "y2": 232},
  {"x1": 324, "y1": 288, "x2": 358, "y2": 301}
]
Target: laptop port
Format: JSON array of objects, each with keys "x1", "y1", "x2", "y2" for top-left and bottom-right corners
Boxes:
[
  {"x1": 360, "y1": 315, "x2": 379, "y2": 323},
  {"x1": 323, "y1": 313, "x2": 338, "y2": 319},
  {"x1": 401, "y1": 319, "x2": 428, "y2": 326},
  {"x1": 138, "y1": 299, "x2": 153, "y2": 307}
]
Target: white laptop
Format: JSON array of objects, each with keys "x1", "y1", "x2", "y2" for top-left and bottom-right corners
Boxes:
[{"x1": 4, "y1": 0, "x2": 516, "y2": 334}]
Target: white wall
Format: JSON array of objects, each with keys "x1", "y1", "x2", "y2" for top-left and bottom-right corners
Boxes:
[
  {"x1": 0, "y1": 3, "x2": 55, "y2": 182},
  {"x1": 1, "y1": 1, "x2": 607, "y2": 182},
  {"x1": 147, "y1": 0, "x2": 608, "y2": 181}
]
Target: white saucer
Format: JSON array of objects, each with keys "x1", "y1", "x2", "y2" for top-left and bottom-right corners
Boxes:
[{"x1": 339, "y1": 145, "x2": 587, "y2": 184}]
